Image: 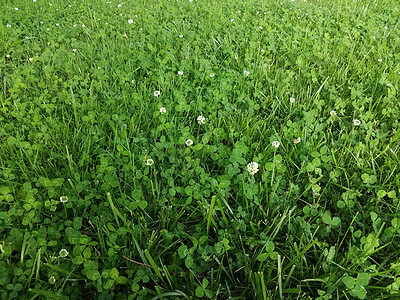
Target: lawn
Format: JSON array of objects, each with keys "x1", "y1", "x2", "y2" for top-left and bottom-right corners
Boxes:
[{"x1": 1, "y1": 0, "x2": 400, "y2": 299}]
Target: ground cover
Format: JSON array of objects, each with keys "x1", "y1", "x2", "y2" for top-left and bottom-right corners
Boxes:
[{"x1": 1, "y1": 0, "x2": 400, "y2": 298}]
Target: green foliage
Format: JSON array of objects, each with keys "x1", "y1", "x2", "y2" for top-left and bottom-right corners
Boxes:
[{"x1": 1, "y1": 0, "x2": 400, "y2": 299}]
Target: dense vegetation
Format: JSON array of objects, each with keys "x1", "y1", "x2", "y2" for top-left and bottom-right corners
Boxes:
[{"x1": 1, "y1": 0, "x2": 400, "y2": 299}]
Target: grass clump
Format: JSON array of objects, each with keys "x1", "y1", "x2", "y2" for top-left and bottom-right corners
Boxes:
[{"x1": 1, "y1": 0, "x2": 400, "y2": 299}]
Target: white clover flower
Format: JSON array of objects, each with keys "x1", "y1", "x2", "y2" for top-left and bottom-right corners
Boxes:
[
  {"x1": 185, "y1": 139, "x2": 193, "y2": 147},
  {"x1": 247, "y1": 162, "x2": 259, "y2": 175},
  {"x1": 82, "y1": 24, "x2": 86, "y2": 27},
  {"x1": 49, "y1": 276, "x2": 56, "y2": 284},
  {"x1": 33, "y1": 0, "x2": 37, "y2": 2},
  {"x1": 261, "y1": 48, "x2": 265, "y2": 52},
  {"x1": 159, "y1": 107, "x2": 166, "y2": 114},
  {"x1": 6, "y1": 55, "x2": 10, "y2": 58},
  {"x1": 290, "y1": 97, "x2": 295, "y2": 103},
  {"x1": 72, "y1": 49, "x2": 76, "y2": 52},
  {"x1": 73, "y1": 24, "x2": 77, "y2": 27},
  {"x1": 197, "y1": 115, "x2": 206, "y2": 124},
  {"x1": 29, "y1": 58, "x2": 33, "y2": 61},
  {"x1": 178, "y1": 70, "x2": 184, "y2": 75},
  {"x1": 231, "y1": 19, "x2": 234, "y2": 22},
  {"x1": 154, "y1": 90, "x2": 160, "y2": 97},
  {"x1": 272, "y1": 141, "x2": 280, "y2": 148},
  {"x1": 179, "y1": 34, "x2": 183, "y2": 38},
  {"x1": 378, "y1": 58, "x2": 382, "y2": 62},
  {"x1": 59, "y1": 196, "x2": 68, "y2": 203},
  {"x1": 293, "y1": 137, "x2": 301, "y2": 144},
  {"x1": 146, "y1": 159, "x2": 154, "y2": 166},
  {"x1": 14, "y1": 8, "x2": 19, "y2": 10},
  {"x1": 118, "y1": 4, "x2": 122, "y2": 7},
  {"x1": 128, "y1": 19, "x2": 133, "y2": 24},
  {"x1": 330, "y1": 110, "x2": 337, "y2": 117},
  {"x1": 259, "y1": 26, "x2": 263, "y2": 29},
  {"x1": 59, "y1": 249, "x2": 69, "y2": 257},
  {"x1": 56, "y1": 23, "x2": 59, "y2": 26},
  {"x1": 210, "y1": 73, "x2": 215, "y2": 77},
  {"x1": 353, "y1": 119, "x2": 361, "y2": 126},
  {"x1": 244, "y1": 70, "x2": 250, "y2": 76}
]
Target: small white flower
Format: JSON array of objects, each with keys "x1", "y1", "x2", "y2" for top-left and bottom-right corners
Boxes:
[
  {"x1": 178, "y1": 70, "x2": 184, "y2": 75},
  {"x1": 210, "y1": 73, "x2": 215, "y2": 77},
  {"x1": 244, "y1": 70, "x2": 250, "y2": 76},
  {"x1": 387, "y1": 83, "x2": 392, "y2": 87},
  {"x1": 69, "y1": 5, "x2": 71, "y2": 7},
  {"x1": 179, "y1": 34, "x2": 183, "y2": 38},
  {"x1": 353, "y1": 119, "x2": 361, "y2": 126},
  {"x1": 72, "y1": 49, "x2": 76, "y2": 52},
  {"x1": 160, "y1": 107, "x2": 166, "y2": 114},
  {"x1": 59, "y1": 196, "x2": 68, "y2": 203},
  {"x1": 154, "y1": 90, "x2": 160, "y2": 97},
  {"x1": 293, "y1": 137, "x2": 301, "y2": 144},
  {"x1": 261, "y1": 48, "x2": 265, "y2": 52},
  {"x1": 259, "y1": 26, "x2": 263, "y2": 29},
  {"x1": 235, "y1": 54, "x2": 238, "y2": 60},
  {"x1": 128, "y1": 19, "x2": 133, "y2": 24},
  {"x1": 118, "y1": 4, "x2": 122, "y2": 7},
  {"x1": 105, "y1": 22, "x2": 108, "y2": 25},
  {"x1": 29, "y1": 58, "x2": 33, "y2": 61},
  {"x1": 272, "y1": 141, "x2": 280, "y2": 148},
  {"x1": 146, "y1": 159, "x2": 154, "y2": 166},
  {"x1": 6, "y1": 24, "x2": 11, "y2": 28},
  {"x1": 185, "y1": 139, "x2": 193, "y2": 147},
  {"x1": 290, "y1": 97, "x2": 295, "y2": 103},
  {"x1": 197, "y1": 115, "x2": 206, "y2": 124},
  {"x1": 56, "y1": 23, "x2": 59, "y2": 26},
  {"x1": 49, "y1": 276, "x2": 56, "y2": 284},
  {"x1": 330, "y1": 110, "x2": 337, "y2": 117},
  {"x1": 6, "y1": 55, "x2": 10, "y2": 58},
  {"x1": 59, "y1": 249, "x2": 69, "y2": 257},
  {"x1": 33, "y1": 0, "x2": 37, "y2": 2},
  {"x1": 82, "y1": 24, "x2": 86, "y2": 27},
  {"x1": 73, "y1": 24, "x2": 77, "y2": 27},
  {"x1": 378, "y1": 58, "x2": 382, "y2": 62},
  {"x1": 14, "y1": 8, "x2": 19, "y2": 10},
  {"x1": 247, "y1": 162, "x2": 259, "y2": 175},
  {"x1": 231, "y1": 19, "x2": 234, "y2": 22}
]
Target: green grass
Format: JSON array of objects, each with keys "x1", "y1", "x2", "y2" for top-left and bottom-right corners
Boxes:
[{"x1": 1, "y1": 0, "x2": 400, "y2": 299}]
